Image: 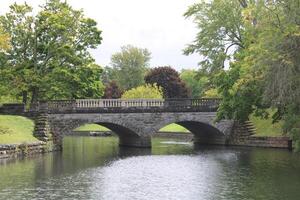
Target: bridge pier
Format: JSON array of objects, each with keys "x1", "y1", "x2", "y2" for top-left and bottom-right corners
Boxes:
[{"x1": 119, "y1": 135, "x2": 151, "y2": 148}]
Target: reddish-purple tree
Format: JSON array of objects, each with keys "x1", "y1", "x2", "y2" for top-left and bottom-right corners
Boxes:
[
  {"x1": 144, "y1": 66, "x2": 190, "y2": 98},
  {"x1": 103, "y1": 81, "x2": 123, "y2": 99}
]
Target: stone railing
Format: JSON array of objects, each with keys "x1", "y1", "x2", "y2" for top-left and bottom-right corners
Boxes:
[
  {"x1": 76, "y1": 99, "x2": 165, "y2": 108},
  {"x1": 0, "y1": 103, "x2": 25, "y2": 114},
  {"x1": 32, "y1": 98, "x2": 221, "y2": 113}
]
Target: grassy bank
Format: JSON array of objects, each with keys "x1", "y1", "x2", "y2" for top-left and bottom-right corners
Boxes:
[
  {"x1": 0, "y1": 115, "x2": 38, "y2": 144},
  {"x1": 159, "y1": 123, "x2": 190, "y2": 133},
  {"x1": 75, "y1": 124, "x2": 110, "y2": 131},
  {"x1": 250, "y1": 114, "x2": 283, "y2": 137}
]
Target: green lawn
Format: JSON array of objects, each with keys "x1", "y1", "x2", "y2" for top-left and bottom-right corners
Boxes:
[
  {"x1": 159, "y1": 123, "x2": 190, "y2": 133},
  {"x1": 0, "y1": 115, "x2": 38, "y2": 144},
  {"x1": 250, "y1": 111, "x2": 283, "y2": 137},
  {"x1": 74, "y1": 124, "x2": 110, "y2": 131}
]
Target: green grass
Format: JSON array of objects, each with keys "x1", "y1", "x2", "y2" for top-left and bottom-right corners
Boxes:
[
  {"x1": 74, "y1": 124, "x2": 110, "y2": 131},
  {"x1": 159, "y1": 123, "x2": 190, "y2": 133},
  {"x1": 0, "y1": 115, "x2": 38, "y2": 144},
  {"x1": 250, "y1": 110, "x2": 283, "y2": 137}
]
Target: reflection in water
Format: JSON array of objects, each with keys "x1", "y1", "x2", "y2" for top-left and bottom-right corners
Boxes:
[{"x1": 0, "y1": 136, "x2": 300, "y2": 200}]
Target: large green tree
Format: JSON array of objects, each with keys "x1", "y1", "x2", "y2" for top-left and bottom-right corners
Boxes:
[
  {"x1": 184, "y1": 0, "x2": 248, "y2": 73},
  {"x1": 110, "y1": 45, "x2": 151, "y2": 90},
  {"x1": 0, "y1": 0, "x2": 103, "y2": 104},
  {"x1": 248, "y1": 0, "x2": 300, "y2": 149},
  {"x1": 180, "y1": 69, "x2": 208, "y2": 98}
]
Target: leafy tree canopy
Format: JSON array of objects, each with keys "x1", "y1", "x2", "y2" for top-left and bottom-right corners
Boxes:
[
  {"x1": 180, "y1": 69, "x2": 208, "y2": 98},
  {"x1": 186, "y1": 0, "x2": 300, "y2": 149},
  {"x1": 145, "y1": 66, "x2": 190, "y2": 98},
  {"x1": 184, "y1": 0, "x2": 247, "y2": 73},
  {"x1": 110, "y1": 45, "x2": 151, "y2": 90},
  {"x1": 0, "y1": 0, "x2": 103, "y2": 104},
  {"x1": 121, "y1": 84, "x2": 163, "y2": 99}
]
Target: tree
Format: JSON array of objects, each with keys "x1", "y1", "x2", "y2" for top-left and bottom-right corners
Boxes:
[
  {"x1": 0, "y1": 0, "x2": 103, "y2": 104},
  {"x1": 0, "y1": 26, "x2": 13, "y2": 103},
  {"x1": 185, "y1": 0, "x2": 300, "y2": 150},
  {"x1": 103, "y1": 81, "x2": 123, "y2": 99},
  {"x1": 145, "y1": 66, "x2": 190, "y2": 98},
  {"x1": 180, "y1": 69, "x2": 208, "y2": 98},
  {"x1": 184, "y1": 0, "x2": 248, "y2": 73},
  {"x1": 101, "y1": 66, "x2": 118, "y2": 85},
  {"x1": 247, "y1": 0, "x2": 300, "y2": 150},
  {"x1": 110, "y1": 45, "x2": 151, "y2": 90},
  {"x1": 121, "y1": 84, "x2": 163, "y2": 99}
]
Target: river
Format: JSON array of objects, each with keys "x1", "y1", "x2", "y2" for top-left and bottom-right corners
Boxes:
[{"x1": 0, "y1": 136, "x2": 300, "y2": 200}]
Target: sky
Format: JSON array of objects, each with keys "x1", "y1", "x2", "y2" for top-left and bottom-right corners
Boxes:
[{"x1": 0, "y1": 0, "x2": 201, "y2": 71}]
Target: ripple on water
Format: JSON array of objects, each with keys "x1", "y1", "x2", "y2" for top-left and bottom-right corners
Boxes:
[{"x1": 90, "y1": 155, "x2": 233, "y2": 200}]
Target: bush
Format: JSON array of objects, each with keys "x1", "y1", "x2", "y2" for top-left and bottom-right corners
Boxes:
[{"x1": 121, "y1": 84, "x2": 163, "y2": 99}]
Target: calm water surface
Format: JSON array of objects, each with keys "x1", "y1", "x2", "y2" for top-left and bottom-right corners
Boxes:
[{"x1": 0, "y1": 136, "x2": 300, "y2": 200}]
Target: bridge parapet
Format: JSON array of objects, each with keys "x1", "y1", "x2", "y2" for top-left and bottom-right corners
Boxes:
[{"x1": 32, "y1": 98, "x2": 221, "y2": 113}]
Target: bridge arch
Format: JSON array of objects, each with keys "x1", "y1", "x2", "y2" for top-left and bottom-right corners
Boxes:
[
  {"x1": 48, "y1": 115, "x2": 151, "y2": 148},
  {"x1": 150, "y1": 120, "x2": 226, "y2": 145}
]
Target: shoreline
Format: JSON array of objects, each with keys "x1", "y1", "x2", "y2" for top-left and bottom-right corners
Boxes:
[{"x1": 0, "y1": 131, "x2": 292, "y2": 160}]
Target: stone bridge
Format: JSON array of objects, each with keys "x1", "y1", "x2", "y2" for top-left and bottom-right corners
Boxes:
[{"x1": 30, "y1": 98, "x2": 235, "y2": 148}]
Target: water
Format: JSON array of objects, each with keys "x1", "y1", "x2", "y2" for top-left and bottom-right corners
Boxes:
[{"x1": 0, "y1": 136, "x2": 300, "y2": 200}]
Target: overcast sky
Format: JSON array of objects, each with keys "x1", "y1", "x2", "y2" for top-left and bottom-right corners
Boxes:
[{"x1": 0, "y1": 0, "x2": 200, "y2": 71}]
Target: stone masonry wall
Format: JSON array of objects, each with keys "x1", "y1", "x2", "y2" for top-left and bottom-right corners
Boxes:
[{"x1": 0, "y1": 141, "x2": 57, "y2": 159}]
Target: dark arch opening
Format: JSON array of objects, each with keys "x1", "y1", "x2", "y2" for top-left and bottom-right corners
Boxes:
[
  {"x1": 157, "y1": 121, "x2": 226, "y2": 145},
  {"x1": 73, "y1": 122, "x2": 150, "y2": 148}
]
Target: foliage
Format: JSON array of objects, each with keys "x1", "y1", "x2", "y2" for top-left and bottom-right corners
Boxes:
[
  {"x1": 110, "y1": 45, "x2": 151, "y2": 90},
  {"x1": 101, "y1": 66, "x2": 118, "y2": 85},
  {"x1": 280, "y1": 104, "x2": 300, "y2": 151},
  {"x1": 186, "y1": 0, "x2": 300, "y2": 150},
  {"x1": 180, "y1": 69, "x2": 208, "y2": 98},
  {"x1": 0, "y1": 0, "x2": 103, "y2": 104},
  {"x1": 214, "y1": 64, "x2": 265, "y2": 122},
  {"x1": 0, "y1": 26, "x2": 10, "y2": 50},
  {"x1": 203, "y1": 88, "x2": 220, "y2": 98},
  {"x1": 184, "y1": 0, "x2": 247, "y2": 73},
  {"x1": 121, "y1": 84, "x2": 163, "y2": 99},
  {"x1": 145, "y1": 66, "x2": 190, "y2": 98},
  {"x1": 247, "y1": 0, "x2": 300, "y2": 150},
  {"x1": 103, "y1": 81, "x2": 123, "y2": 99}
]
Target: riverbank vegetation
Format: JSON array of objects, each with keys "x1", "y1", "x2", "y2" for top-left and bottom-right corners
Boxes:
[
  {"x1": 185, "y1": 0, "x2": 300, "y2": 150},
  {"x1": 0, "y1": 115, "x2": 38, "y2": 144}
]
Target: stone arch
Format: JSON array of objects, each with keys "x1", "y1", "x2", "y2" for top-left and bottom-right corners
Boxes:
[{"x1": 48, "y1": 116, "x2": 151, "y2": 148}]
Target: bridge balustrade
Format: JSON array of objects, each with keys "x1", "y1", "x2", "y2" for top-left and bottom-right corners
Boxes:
[{"x1": 36, "y1": 98, "x2": 220, "y2": 113}]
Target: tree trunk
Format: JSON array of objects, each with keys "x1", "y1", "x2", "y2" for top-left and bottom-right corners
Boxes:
[
  {"x1": 31, "y1": 87, "x2": 39, "y2": 104},
  {"x1": 22, "y1": 91, "x2": 28, "y2": 105}
]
